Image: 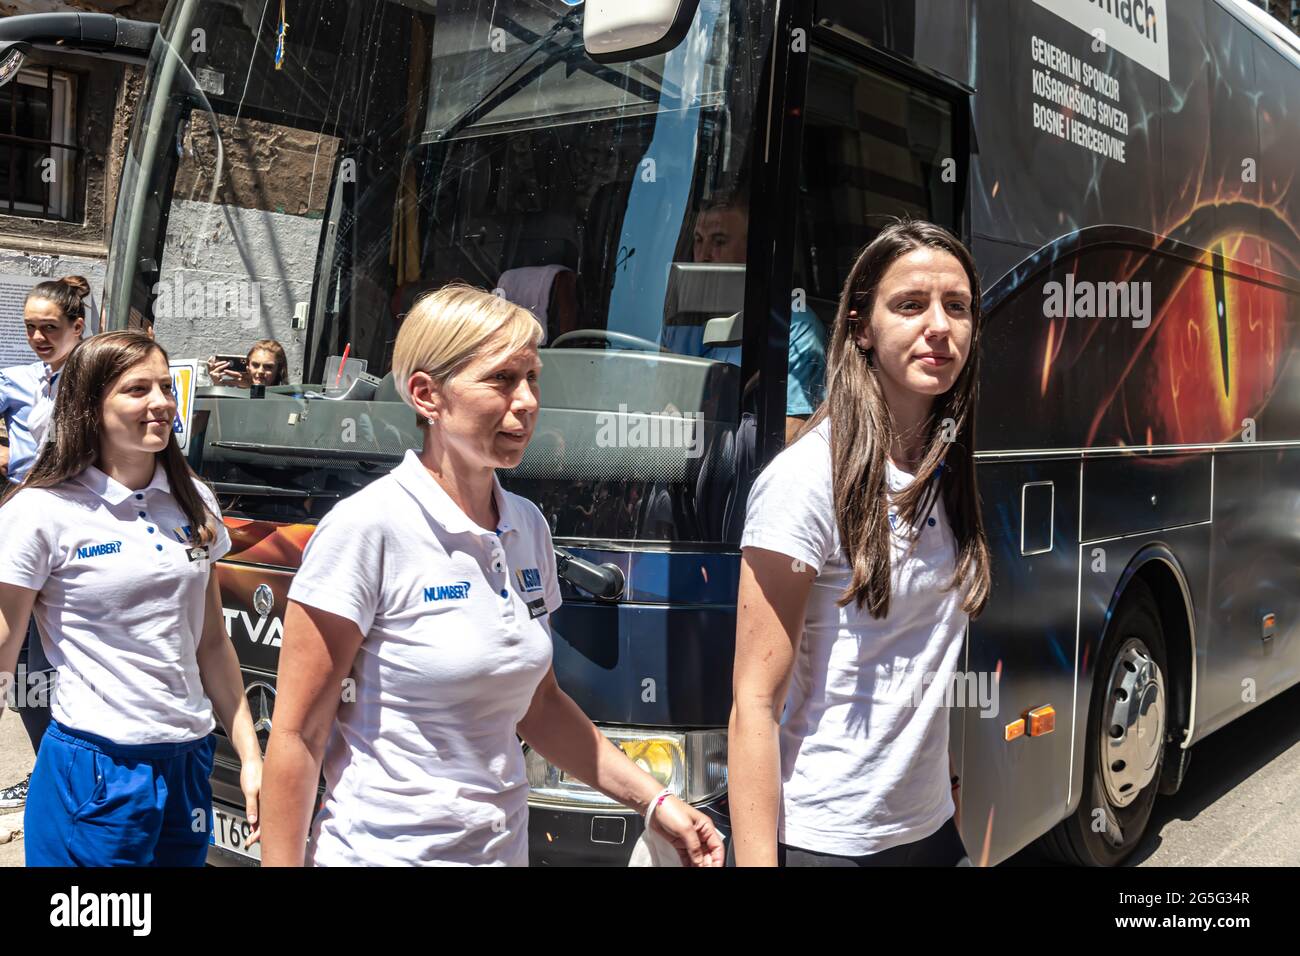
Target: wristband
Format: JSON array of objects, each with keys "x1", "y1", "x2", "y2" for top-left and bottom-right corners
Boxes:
[{"x1": 645, "y1": 787, "x2": 674, "y2": 827}]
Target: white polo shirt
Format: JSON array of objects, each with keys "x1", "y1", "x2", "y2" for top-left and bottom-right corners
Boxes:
[
  {"x1": 288, "y1": 450, "x2": 561, "y2": 867},
  {"x1": 0, "y1": 464, "x2": 231, "y2": 745},
  {"x1": 741, "y1": 418, "x2": 968, "y2": 856}
]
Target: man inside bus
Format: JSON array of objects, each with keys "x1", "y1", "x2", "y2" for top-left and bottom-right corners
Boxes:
[{"x1": 690, "y1": 193, "x2": 827, "y2": 444}]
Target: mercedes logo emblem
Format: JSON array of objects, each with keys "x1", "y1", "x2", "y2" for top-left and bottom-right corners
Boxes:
[
  {"x1": 245, "y1": 681, "x2": 275, "y2": 736},
  {"x1": 252, "y1": 584, "x2": 274, "y2": 618}
]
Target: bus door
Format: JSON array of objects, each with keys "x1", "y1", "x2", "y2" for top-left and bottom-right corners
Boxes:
[{"x1": 789, "y1": 33, "x2": 1055, "y2": 864}]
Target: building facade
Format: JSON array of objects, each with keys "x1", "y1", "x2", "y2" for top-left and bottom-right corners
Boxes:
[{"x1": 0, "y1": 0, "x2": 330, "y2": 386}]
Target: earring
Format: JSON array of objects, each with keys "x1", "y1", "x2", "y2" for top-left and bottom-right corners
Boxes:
[{"x1": 427, "y1": 416, "x2": 436, "y2": 427}]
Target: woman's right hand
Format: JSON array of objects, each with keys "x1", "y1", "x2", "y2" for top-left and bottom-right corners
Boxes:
[
  {"x1": 648, "y1": 795, "x2": 726, "y2": 866},
  {"x1": 207, "y1": 357, "x2": 250, "y2": 387},
  {"x1": 727, "y1": 547, "x2": 817, "y2": 866},
  {"x1": 207, "y1": 356, "x2": 231, "y2": 383},
  {"x1": 240, "y1": 755, "x2": 264, "y2": 850}
]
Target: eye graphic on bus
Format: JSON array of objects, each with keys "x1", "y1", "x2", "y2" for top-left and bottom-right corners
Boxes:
[
  {"x1": 982, "y1": 204, "x2": 1299, "y2": 452},
  {"x1": 1091, "y1": 217, "x2": 1295, "y2": 450}
]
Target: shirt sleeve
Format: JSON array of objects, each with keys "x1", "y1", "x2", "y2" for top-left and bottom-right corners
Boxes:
[
  {"x1": 193, "y1": 479, "x2": 231, "y2": 562},
  {"x1": 785, "y1": 308, "x2": 828, "y2": 417},
  {"x1": 740, "y1": 432, "x2": 837, "y2": 574},
  {"x1": 0, "y1": 369, "x2": 17, "y2": 421},
  {"x1": 288, "y1": 504, "x2": 383, "y2": 636},
  {"x1": 0, "y1": 490, "x2": 56, "y2": 592}
]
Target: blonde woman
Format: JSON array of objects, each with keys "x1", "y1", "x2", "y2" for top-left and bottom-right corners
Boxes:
[
  {"x1": 259, "y1": 285, "x2": 725, "y2": 866},
  {"x1": 728, "y1": 221, "x2": 991, "y2": 866}
]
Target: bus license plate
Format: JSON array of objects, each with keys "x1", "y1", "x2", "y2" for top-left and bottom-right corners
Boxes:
[{"x1": 210, "y1": 806, "x2": 261, "y2": 862}]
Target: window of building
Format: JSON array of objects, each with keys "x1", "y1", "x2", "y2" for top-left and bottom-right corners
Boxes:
[{"x1": 0, "y1": 67, "x2": 80, "y2": 221}]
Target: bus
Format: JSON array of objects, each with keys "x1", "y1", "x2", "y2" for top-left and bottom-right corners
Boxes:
[{"x1": 7, "y1": 0, "x2": 1298, "y2": 866}]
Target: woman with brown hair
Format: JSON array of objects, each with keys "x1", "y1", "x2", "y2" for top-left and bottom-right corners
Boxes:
[
  {"x1": 0, "y1": 276, "x2": 90, "y2": 484},
  {"x1": 0, "y1": 275, "x2": 89, "y2": 810},
  {"x1": 207, "y1": 339, "x2": 289, "y2": 387},
  {"x1": 0, "y1": 331, "x2": 262, "y2": 866},
  {"x1": 727, "y1": 220, "x2": 991, "y2": 866}
]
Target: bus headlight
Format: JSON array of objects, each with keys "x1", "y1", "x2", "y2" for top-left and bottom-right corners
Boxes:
[{"x1": 525, "y1": 728, "x2": 727, "y2": 809}]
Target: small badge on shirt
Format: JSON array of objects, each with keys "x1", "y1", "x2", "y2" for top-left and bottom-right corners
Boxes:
[
  {"x1": 516, "y1": 568, "x2": 543, "y2": 593},
  {"x1": 186, "y1": 546, "x2": 210, "y2": 563},
  {"x1": 525, "y1": 597, "x2": 549, "y2": 620}
]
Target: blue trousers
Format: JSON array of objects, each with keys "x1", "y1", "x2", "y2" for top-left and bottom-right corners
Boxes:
[{"x1": 25, "y1": 721, "x2": 216, "y2": 867}]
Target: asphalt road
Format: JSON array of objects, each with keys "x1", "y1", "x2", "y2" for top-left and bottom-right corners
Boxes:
[{"x1": 2, "y1": 680, "x2": 1298, "y2": 867}]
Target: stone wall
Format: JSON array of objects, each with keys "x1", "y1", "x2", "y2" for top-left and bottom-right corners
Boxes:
[
  {"x1": 0, "y1": 0, "x2": 334, "y2": 381},
  {"x1": 153, "y1": 199, "x2": 324, "y2": 379},
  {"x1": 174, "y1": 112, "x2": 339, "y2": 218},
  {"x1": 0, "y1": 0, "x2": 163, "y2": 318}
]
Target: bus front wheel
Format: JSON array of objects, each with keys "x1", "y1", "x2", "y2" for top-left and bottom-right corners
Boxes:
[{"x1": 1040, "y1": 579, "x2": 1167, "y2": 866}]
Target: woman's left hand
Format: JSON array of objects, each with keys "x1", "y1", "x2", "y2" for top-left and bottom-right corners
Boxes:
[
  {"x1": 648, "y1": 795, "x2": 726, "y2": 867},
  {"x1": 239, "y1": 755, "x2": 263, "y2": 849}
]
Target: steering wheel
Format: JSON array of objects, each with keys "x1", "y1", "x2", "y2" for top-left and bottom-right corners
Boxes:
[{"x1": 549, "y1": 329, "x2": 663, "y2": 351}]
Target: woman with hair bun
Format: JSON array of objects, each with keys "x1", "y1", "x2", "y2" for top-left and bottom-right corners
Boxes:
[
  {"x1": 0, "y1": 276, "x2": 90, "y2": 484},
  {"x1": 0, "y1": 275, "x2": 90, "y2": 810}
]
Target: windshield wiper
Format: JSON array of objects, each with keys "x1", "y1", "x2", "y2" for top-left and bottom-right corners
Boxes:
[
  {"x1": 433, "y1": 11, "x2": 581, "y2": 144},
  {"x1": 431, "y1": 9, "x2": 668, "y2": 145}
]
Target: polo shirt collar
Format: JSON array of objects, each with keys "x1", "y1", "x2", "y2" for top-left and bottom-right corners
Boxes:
[
  {"x1": 74, "y1": 461, "x2": 171, "y2": 506},
  {"x1": 392, "y1": 450, "x2": 517, "y2": 537}
]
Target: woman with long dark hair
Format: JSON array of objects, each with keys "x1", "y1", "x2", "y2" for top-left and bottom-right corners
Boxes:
[
  {"x1": 0, "y1": 331, "x2": 262, "y2": 866},
  {"x1": 727, "y1": 220, "x2": 991, "y2": 866},
  {"x1": 0, "y1": 276, "x2": 89, "y2": 810}
]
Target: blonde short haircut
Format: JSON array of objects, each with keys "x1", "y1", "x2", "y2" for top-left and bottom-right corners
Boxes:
[{"x1": 391, "y1": 283, "x2": 543, "y2": 408}]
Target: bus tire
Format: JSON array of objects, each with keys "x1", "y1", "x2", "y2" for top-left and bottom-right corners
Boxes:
[{"x1": 1038, "y1": 578, "x2": 1167, "y2": 866}]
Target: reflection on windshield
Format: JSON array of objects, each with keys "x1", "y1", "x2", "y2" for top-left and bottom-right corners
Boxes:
[{"x1": 112, "y1": 0, "x2": 773, "y2": 543}]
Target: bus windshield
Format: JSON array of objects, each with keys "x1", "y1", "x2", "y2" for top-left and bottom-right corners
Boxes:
[{"x1": 106, "y1": 0, "x2": 773, "y2": 545}]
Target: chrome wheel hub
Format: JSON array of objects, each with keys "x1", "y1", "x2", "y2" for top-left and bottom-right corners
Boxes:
[{"x1": 1101, "y1": 637, "x2": 1165, "y2": 808}]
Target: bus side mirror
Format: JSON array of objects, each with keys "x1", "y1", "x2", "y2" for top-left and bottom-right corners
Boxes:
[
  {"x1": 583, "y1": 0, "x2": 701, "y2": 63},
  {"x1": 0, "y1": 43, "x2": 28, "y2": 87}
]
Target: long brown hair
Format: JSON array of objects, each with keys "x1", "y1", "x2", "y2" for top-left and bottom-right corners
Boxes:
[
  {"x1": 3, "y1": 331, "x2": 219, "y2": 547},
  {"x1": 804, "y1": 220, "x2": 991, "y2": 619}
]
